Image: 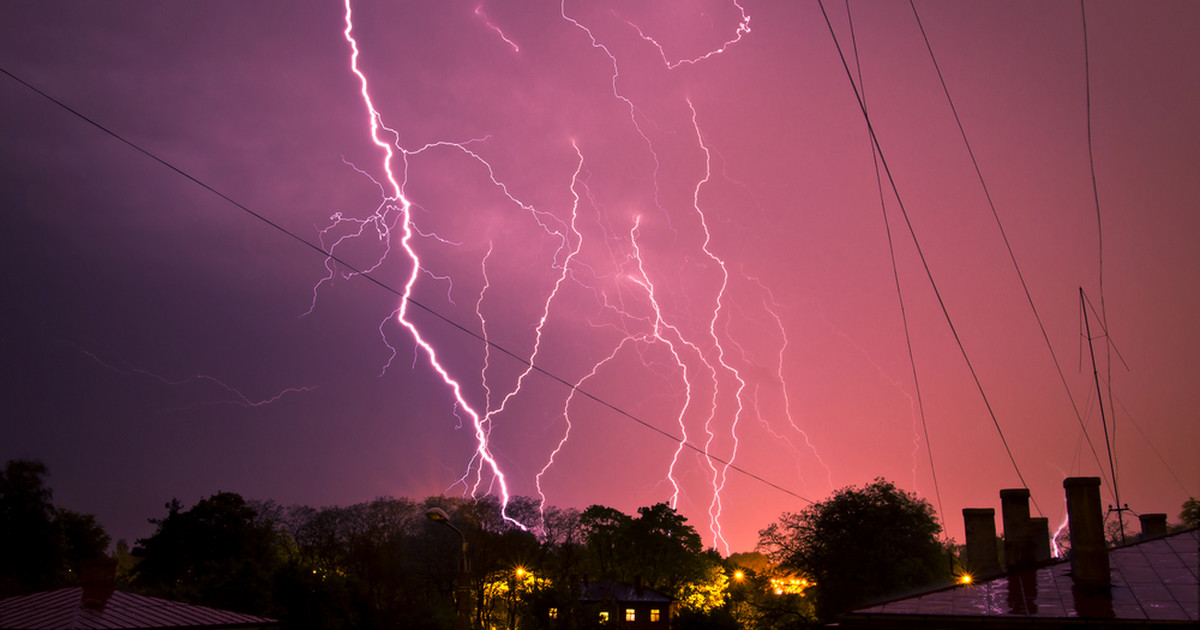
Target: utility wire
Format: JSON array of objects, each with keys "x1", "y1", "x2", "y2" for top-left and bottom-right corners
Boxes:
[
  {"x1": 905, "y1": 1, "x2": 1109, "y2": 489},
  {"x1": 1080, "y1": 0, "x2": 1120, "y2": 505},
  {"x1": 0, "y1": 64, "x2": 816, "y2": 507},
  {"x1": 844, "y1": 0, "x2": 944, "y2": 522},
  {"x1": 815, "y1": 0, "x2": 1041, "y2": 516}
]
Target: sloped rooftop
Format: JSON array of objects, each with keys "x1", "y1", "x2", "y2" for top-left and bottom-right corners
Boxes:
[
  {"x1": 838, "y1": 528, "x2": 1197, "y2": 628},
  {"x1": 579, "y1": 581, "x2": 673, "y2": 603},
  {"x1": 0, "y1": 588, "x2": 276, "y2": 630}
]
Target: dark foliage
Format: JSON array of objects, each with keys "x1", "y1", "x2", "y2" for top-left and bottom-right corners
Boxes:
[
  {"x1": 0, "y1": 459, "x2": 110, "y2": 597},
  {"x1": 758, "y1": 478, "x2": 949, "y2": 621},
  {"x1": 133, "y1": 492, "x2": 280, "y2": 614}
]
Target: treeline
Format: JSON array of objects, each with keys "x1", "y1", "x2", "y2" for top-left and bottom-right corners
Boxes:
[
  {"x1": 2, "y1": 458, "x2": 813, "y2": 629},
  {"x1": 14, "y1": 460, "x2": 1048, "y2": 628}
]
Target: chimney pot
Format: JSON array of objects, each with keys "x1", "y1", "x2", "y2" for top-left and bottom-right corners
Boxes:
[
  {"x1": 80, "y1": 557, "x2": 117, "y2": 609},
  {"x1": 1138, "y1": 513, "x2": 1168, "y2": 540},
  {"x1": 962, "y1": 508, "x2": 1001, "y2": 577},
  {"x1": 1063, "y1": 477, "x2": 1110, "y2": 591},
  {"x1": 1030, "y1": 517, "x2": 1051, "y2": 562},
  {"x1": 1000, "y1": 488, "x2": 1035, "y2": 570}
]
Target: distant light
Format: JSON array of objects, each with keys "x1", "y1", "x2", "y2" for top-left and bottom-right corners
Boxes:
[
  {"x1": 958, "y1": 574, "x2": 973, "y2": 585},
  {"x1": 734, "y1": 570, "x2": 745, "y2": 580}
]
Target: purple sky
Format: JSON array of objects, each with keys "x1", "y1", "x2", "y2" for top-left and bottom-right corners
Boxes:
[{"x1": 2, "y1": 1, "x2": 1197, "y2": 555}]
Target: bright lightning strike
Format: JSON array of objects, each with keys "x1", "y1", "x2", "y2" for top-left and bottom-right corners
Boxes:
[
  {"x1": 320, "y1": 1, "x2": 832, "y2": 550},
  {"x1": 339, "y1": 0, "x2": 523, "y2": 528}
]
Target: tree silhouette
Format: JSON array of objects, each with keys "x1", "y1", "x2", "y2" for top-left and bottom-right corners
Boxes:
[
  {"x1": 758, "y1": 478, "x2": 949, "y2": 621},
  {"x1": 133, "y1": 492, "x2": 280, "y2": 615},
  {"x1": 0, "y1": 459, "x2": 110, "y2": 597}
]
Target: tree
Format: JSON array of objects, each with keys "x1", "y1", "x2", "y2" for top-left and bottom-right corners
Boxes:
[
  {"x1": 1181, "y1": 497, "x2": 1199, "y2": 529},
  {"x1": 0, "y1": 459, "x2": 60, "y2": 595},
  {"x1": 758, "y1": 478, "x2": 949, "y2": 621},
  {"x1": 55, "y1": 507, "x2": 111, "y2": 576},
  {"x1": 626, "y1": 503, "x2": 704, "y2": 593},
  {"x1": 0, "y1": 459, "x2": 111, "y2": 597},
  {"x1": 133, "y1": 492, "x2": 281, "y2": 615}
]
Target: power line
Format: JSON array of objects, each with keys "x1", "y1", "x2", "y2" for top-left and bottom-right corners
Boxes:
[
  {"x1": 904, "y1": 1, "x2": 1109, "y2": 490},
  {"x1": 844, "y1": 0, "x2": 944, "y2": 523},
  {"x1": 815, "y1": 0, "x2": 1041, "y2": 516},
  {"x1": 0, "y1": 64, "x2": 816, "y2": 507},
  {"x1": 1080, "y1": 0, "x2": 1120, "y2": 502}
]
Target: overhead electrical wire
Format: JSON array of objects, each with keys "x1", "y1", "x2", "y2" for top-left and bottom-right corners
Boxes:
[
  {"x1": 814, "y1": 0, "x2": 1042, "y2": 516},
  {"x1": 844, "y1": 0, "x2": 945, "y2": 523},
  {"x1": 1079, "y1": 0, "x2": 1122, "y2": 508},
  {"x1": 904, "y1": 1, "x2": 1111, "y2": 489},
  {"x1": 0, "y1": 64, "x2": 816, "y2": 507}
]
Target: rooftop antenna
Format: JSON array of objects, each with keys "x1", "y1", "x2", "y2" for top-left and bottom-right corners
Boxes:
[{"x1": 1080, "y1": 287, "x2": 1126, "y2": 545}]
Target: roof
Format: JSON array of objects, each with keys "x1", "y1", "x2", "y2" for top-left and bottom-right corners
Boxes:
[
  {"x1": 0, "y1": 588, "x2": 277, "y2": 630},
  {"x1": 579, "y1": 581, "x2": 673, "y2": 604},
  {"x1": 837, "y1": 528, "x2": 1198, "y2": 628}
]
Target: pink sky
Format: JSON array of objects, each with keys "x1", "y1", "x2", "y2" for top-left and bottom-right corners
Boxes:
[{"x1": 2, "y1": 0, "x2": 1197, "y2": 554}]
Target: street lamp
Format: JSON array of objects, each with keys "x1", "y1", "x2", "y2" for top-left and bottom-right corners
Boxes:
[{"x1": 427, "y1": 508, "x2": 471, "y2": 630}]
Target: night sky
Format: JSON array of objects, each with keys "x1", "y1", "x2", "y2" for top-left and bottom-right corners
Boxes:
[{"x1": 2, "y1": 1, "x2": 1197, "y2": 555}]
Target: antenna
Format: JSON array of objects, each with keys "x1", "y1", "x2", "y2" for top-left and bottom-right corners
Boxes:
[{"x1": 1080, "y1": 287, "x2": 1125, "y2": 544}]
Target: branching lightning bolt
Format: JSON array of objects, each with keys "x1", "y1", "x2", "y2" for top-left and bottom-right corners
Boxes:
[
  {"x1": 74, "y1": 344, "x2": 314, "y2": 410},
  {"x1": 320, "y1": 0, "x2": 829, "y2": 549},
  {"x1": 338, "y1": 0, "x2": 523, "y2": 528}
]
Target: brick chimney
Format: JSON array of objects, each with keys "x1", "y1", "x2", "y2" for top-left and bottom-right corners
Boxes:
[
  {"x1": 1030, "y1": 517, "x2": 1052, "y2": 562},
  {"x1": 1063, "y1": 477, "x2": 1110, "y2": 591},
  {"x1": 80, "y1": 557, "x2": 117, "y2": 609},
  {"x1": 1000, "y1": 488, "x2": 1035, "y2": 570},
  {"x1": 1138, "y1": 513, "x2": 1168, "y2": 540},
  {"x1": 962, "y1": 508, "x2": 1001, "y2": 577}
]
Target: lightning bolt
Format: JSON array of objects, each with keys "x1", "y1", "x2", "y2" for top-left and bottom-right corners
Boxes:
[
  {"x1": 625, "y1": 1, "x2": 751, "y2": 69},
  {"x1": 74, "y1": 344, "x2": 314, "y2": 410},
  {"x1": 475, "y1": 3, "x2": 520, "y2": 53},
  {"x1": 338, "y1": 0, "x2": 524, "y2": 528},
  {"x1": 322, "y1": 1, "x2": 831, "y2": 550}
]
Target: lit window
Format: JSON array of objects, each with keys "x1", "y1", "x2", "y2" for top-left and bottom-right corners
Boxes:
[
  {"x1": 650, "y1": 608, "x2": 661, "y2": 622},
  {"x1": 548, "y1": 607, "x2": 557, "y2": 619},
  {"x1": 625, "y1": 608, "x2": 636, "y2": 621},
  {"x1": 599, "y1": 611, "x2": 609, "y2": 623}
]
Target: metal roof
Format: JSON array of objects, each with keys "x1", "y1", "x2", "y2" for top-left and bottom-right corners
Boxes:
[
  {"x1": 838, "y1": 528, "x2": 1198, "y2": 627},
  {"x1": 0, "y1": 588, "x2": 276, "y2": 630}
]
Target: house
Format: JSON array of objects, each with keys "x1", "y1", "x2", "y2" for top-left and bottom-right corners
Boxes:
[
  {"x1": 573, "y1": 577, "x2": 675, "y2": 628},
  {"x1": 835, "y1": 477, "x2": 1198, "y2": 629},
  {"x1": 0, "y1": 559, "x2": 277, "y2": 630}
]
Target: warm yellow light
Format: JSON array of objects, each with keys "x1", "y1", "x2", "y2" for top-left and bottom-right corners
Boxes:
[
  {"x1": 515, "y1": 567, "x2": 526, "y2": 577},
  {"x1": 958, "y1": 574, "x2": 973, "y2": 585},
  {"x1": 734, "y1": 570, "x2": 745, "y2": 580}
]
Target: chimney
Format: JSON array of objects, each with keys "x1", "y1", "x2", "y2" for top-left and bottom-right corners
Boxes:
[
  {"x1": 1138, "y1": 513, "x2": 1168, "y2": 540},
  {"x1": 1000, "y1": 488, "x2": 1035, "y2": 570},
  {"x1": 633, "y1": 574, "x2": 644, "y2": 596},
  {"x1": 1030, "y1": 517, "x2": 1052, "y2": 562},
  {"x1": 80, "y1": 557, "x2": 117, "y2": 609},
  {"x1": 1063, "y1": 477, "x2": 1110, "y2": 591},
  {"x1": 962, "y1": 508, "x2": 1001, "y2": 577}
]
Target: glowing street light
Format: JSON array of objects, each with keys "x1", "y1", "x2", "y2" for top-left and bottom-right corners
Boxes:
[{"x1": 427, "y1": 508, "x2": 471, "y2": 630}]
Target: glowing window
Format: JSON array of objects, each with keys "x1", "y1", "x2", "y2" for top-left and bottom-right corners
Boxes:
[
  {"x1": 650, "y1": 608, "x2": 661, "y2": 622},
  {"x1": 625, "y1": 608, "x2": 636, "y2": 621},
  {"x1": 548, "y1": 607, "x2": 557, "y2": 619}
]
